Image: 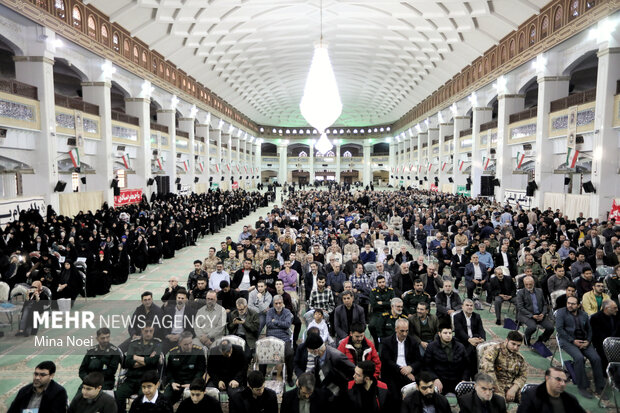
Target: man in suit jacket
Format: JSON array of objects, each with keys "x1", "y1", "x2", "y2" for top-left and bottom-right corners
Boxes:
[
  {"x1": 458, "y1": 372, "x2": 507, "y2": 413},
  {"x1": 162, "y1": 288, "x2": 196, "y2": 353},
  {"x1": 289, "y1": 252, "x2": 304, "y2": 275},
  {"x1": 229, "y1": 371, "x2": 278, "y2": 413},
  {"x1": 380, "y1": 318, "x2": 420, "y2": 394},
  {"x1": 231, "y1": 260, "x2": 260, "y2": 297},
  {"x1": 435, "y1": 239, "x2": 453, "y2": 276},
  {"x1": 451, "y1": 246, "x2": 469, "y2": 290},
  {"x1": 454, "y1": 299, "x2": 487, "y2": 376},
  {"x1": 333, "y1": 291, "x2": 366, "y2": 342},
  {"x1": 281, "y1": 373, "x2": 327, "y2": 413},
  {"x1": 516, "y1": 276, "x2": 554, "y2": 345},
  {"x1": 590, "y1": 299, "x2": 619, "y2": 369},
  {"x1": 464, "y1": 253, "x2": 488, "y2": 300},
  {"x1": 493, "y1": 244, "x2": 516, "y2": 276},
  {"x1": 305, "y1": 334, "x2": 355, "y2": 403},
  {"x1": 8, "y1": 361, "x2": 68, "y2": 413}
]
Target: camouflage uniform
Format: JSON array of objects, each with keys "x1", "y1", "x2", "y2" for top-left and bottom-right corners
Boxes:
[
  {"x1": 479, "y1": 341, "x2": 527, "y2": 400},
  {"x1": 203, "y1": 256, "x2": 220, "y2": 274},
  {"x1": 223, "y1": 257, "x2": 241, "y2": 274}
]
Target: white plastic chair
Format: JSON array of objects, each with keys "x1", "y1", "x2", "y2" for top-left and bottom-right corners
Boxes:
[{"x1": 253, "y1": 337, "x2": 286, "y2": 396}]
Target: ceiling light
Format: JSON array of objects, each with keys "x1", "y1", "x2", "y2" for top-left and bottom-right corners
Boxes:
[
  {"x1": 339, "y1": 129, "x2": 344, "y2": 134},
  {"x1": 260, "y1": 127, "x2": 264, "y2": 132},
  {"x1": 313, "y1": 129, "x2": 318, "y2": 134},
  {"x1": 272, "y1": 128, "x2": 276, "y2": 133},
  {"x1": 278, "y1": 129, "x2": 283, "y2": 134},
  {"x1": 386, "y1": 127, "x2": 391, "y2": 131},
  {"x1": 285, "y1": 129, "x2": 290, "y2": 134},
  {"x1": 292, "y1": 129, "x2": 297, "y2": 134},
  {"x1": 326, "y1": 129, "x2": 330, "y2": 134},
  {"x1": 307, "y1": 129, "x2": 311, "y2": 134},
  {"x1": 367, "y1": 129, "x2": 371, "y2": 133},
  {"x1": 353, "y1": 129, "x2": 358, "y2": 134},
  {"x1": 374, "y1": 128, "x2": 378, "y2": 132},
  {"x1": 315, "y1": 133, "x2": 333, "y2": 154},
  {"x1": 380, "y1": 127, "x2": 384, "y2": 132}
]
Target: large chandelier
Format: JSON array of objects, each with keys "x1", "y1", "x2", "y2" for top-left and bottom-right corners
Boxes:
[{"x1": 299, "y1": 0, "x2": 341, "y2": 155}]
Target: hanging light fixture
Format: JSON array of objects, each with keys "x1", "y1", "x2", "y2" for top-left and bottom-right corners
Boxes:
[{"x1": 300, "y1": 0, "x2": 341, "y2": 155}]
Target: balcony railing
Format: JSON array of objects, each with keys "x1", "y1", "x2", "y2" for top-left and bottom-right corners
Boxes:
[
  {"x1": 0, "y1": 79, "x2": 38, "y2": 100},
  {"x1": 151, "y1": 123, "x2": 169, "y2": 134},
  {"x1": 480, "y1": 120, "x2": 498, "y2": 132},
  {"x1": 55, "y1": 93, "x2": 99, "y2": 116},
  {"x1": 111, "y1": 111, "x2": 139, "y2": 126},
  {"x1": 459, "y1": 128, "x2": 473, "y2": 137},
  {"x1": 509, "y1": 107, "x2": 537, "y2": 123},
  {"x1": 550, "y1": 88, "x2": 596, "y2": 112},
  {"x1": 176, "y1": 130, "x2": 189, "y2": 138}
]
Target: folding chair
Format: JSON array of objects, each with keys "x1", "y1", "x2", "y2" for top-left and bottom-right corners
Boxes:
[
  {"x1": 520, "y1": 383, "x2": 537, "y2": 398},
  {"x1": 454, "y1": 381, "x2": 475, "y2": 397},
  {"x1": 253, "y1": 337, "x2": 286, "y2": 396},
  {"x1": 599, "y1": 337, "x2": 620, "y2": 409},
  {"x1": 549, "y1": 290, "x2": 565, "y2": 310}
]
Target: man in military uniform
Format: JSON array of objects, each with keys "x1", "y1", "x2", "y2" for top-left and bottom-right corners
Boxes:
[
  {"x1": 78, "y1": 328, "x2": 122, "y2": 392},
  {"x1": 378, "y1": 297, "x2": 408, "y2": 343},
  {"x1": 402, "y1": 279, "x2": 432, "y2": 315},
  {"x1": 164, "y1": 331, "x2": 206, "y2": 404},
  {"x1": 115, "y1": 324, "x2": 163, "y2": 413},
  {"x1": 202, "y1": 247, "x2": 220, "y2": 274},
  {"x1": 368, "y1": 275, "x2": 395, "y2": 347},
  {"x1": 479, "y1": 330, "x2": 527, "y2": 403}
]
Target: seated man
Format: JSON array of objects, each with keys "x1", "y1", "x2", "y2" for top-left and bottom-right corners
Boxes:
[
  {"x1": 15, "y1": 280, "x2": 51, "y2": 337},
  {"x1": 380, "y1": 318, "x2": 419, "y2": 394},
  {"x1": 435, "y1": 279, "x2": 462, "y2": 323},
  {"x1": 457, "y1": 372, "x2": 507, "y2": 413},
  {"x1": 464, "y1": 253, "x2": 488, "y2": 300},
  {"x1": 516, "y1": 276, "x2": 554, "y2": 346},
  {"x1": 206, "y1": 339, "x2": 247, "y2": 397},
  {"x1": 248, "y1": 280, "x2": 272, "y2": 334},
  {"x1": 176, "y1": 378, "x2": 222, "y2": 413},
  {"x1": 338, "y1": 321, "x2": 381, "y2": 379},
  {"x1": 408, "y1": 302, "x2": 439, "y2": 354},
  {"x1": 163, "y1": 331, "x2": 206, "y2": 404},
  {"x1": 581, "y1": 278, "x2": 610, "y2": 316},
  {"x1": 229, "y1": 371, "x2": 278, "y2": 413},
  {"x1": 189, "y1": 277, "x2": 209, "y2": 307},
  {"x1": 489, "y1": 266, "x2": 516, "y2": 326},
  {"x1": 162, "y1": 288, "x2": 196, "y2": 353},
  {"x1": 69, "y1": 372, "x2": 116, "y2": 413},
  {"x1": 115, "y1": 324, "x2": 163, "y2": 413},
  {"x1": 480, "y1": 331, "x2": 527, "y2": 403},
  {"x1": 265, "y1": 295, "x2": 295, "y2": 387},
  {"x1": 124, "y1": 292, "x2": 164, "y2": 351},
  {"x1": 402, "y1": 279, "x2": 431, "y2": 315},
  {"x1": 194, "y1": 290, "x2": 227, "y2": 349},
  {"x1": 281, "y1": 372, "x2": 327, "y2": 413},
  {"x1": 517, "y1": 366, "x2": 586, "y2": 413},
  {"x1": 590, "y1": 299, "x2": 619, "y2": 370},
  {"x1": 161, "y1": 276, "x2": 181, "y2": 308},
  {"x1": 554, "y1": 283, "x2": 578, "y2": 310},
  {"x1": 227, "y1": 297, "x2": 260, "y2": 358},
  {"x1": 555, "y1": 296, "x2": 605, "y2": 398},
  {"x1": 333, "y1": 291, "x2": 366, "y2": 342},
  {"x1": 401, "y1": 371, "x2": 451, "y2": 413},
  {"x1": 305, "y1": 275, "x2": 335, "y2": 325},
  {"x1": 187, "y1": 260, "x2": 208, "y2": 291},
  {"x1": 127, "y1": 370, "x2": 173, "y2": 413},
  {"x1": 79, "y1": 327, "x2": 122, "y2": 392},
  {"x1": 547, "y1": 264, "x2": 570, "y2": 294},
  {"x1": 347, "y1": 361, "x2": 392, "y2": 411},
  {"x1": 378, "y1": 297, "x2": 409, "y2": 342},
  {"x1": 423, "y1": 325, "x2": 469, "y2": 395},
  {"x1": 453, "y1": 299, "x2": 486, "y2": 377}
]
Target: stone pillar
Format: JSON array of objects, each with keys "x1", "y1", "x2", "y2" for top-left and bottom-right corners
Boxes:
[
  {"x1": 156, "y1": 109, "x2": 177, "y2": 193},
  {"x1": 231, "y1": 136, "x2": 238, "y2": 185},
  {"x1": 82, "y1": 81, "x2": 114, "y2": 203},
  {"x1": 335, "y1": 142, "x2": 341, "y2": 183},
  {"x1": 255, "y1": 141, "x2": 262, "y2": 186},
  {"x1": 14, "y1": 49, "x2": 60, "y2": 210},
  {"x1": 418, "y1": 132, "x2": 427, "y2": 187},
  {"x1": 363, "y1": 141, "x2": 371, "y2": 186},
  {"x1": 428, "y1": 127, "x2": 439, "y2": 184},
  {"x1": 534, "y1": 76, "x2": 569, "y2": 208},
  {"x1": 438, "y1": 123, "x2": 453, "y2": 190},
  {"x1": 178, "y1": 117, "x2": 195, "y2": 192},
  {"x1": 388, "y1": 141, "x2": 396, "y2": 186},
  {"x1": 223, "y1": 132, "x2": 232, "y2": 190},
  {"x1": 125, "y1": 97, "x2": 152, "y2": 196},
  {"x1": 212, "y1": 128, "x2": 222, "y2": 188},
  {"x1": 309, "y1": 141, "x2": 315, "y2": 183},
  {"x1": 471, "y1": 107, "x2": 493, "y2": 198},
  {"x1": 591, "y1": 46, "x2": 620, "y2": 219},
  {"x1": 196, "y1": 123, "x2": 210, "y2": 189},
  {"x1": 278, "y1": 141, "x2": 288, "y2": 185},
  {"x1": 453, "y1": 116, "x2": 470, "y2": 191},
  {"x1": 496, "y1": 94, "x2": 525, "y2": 202}
]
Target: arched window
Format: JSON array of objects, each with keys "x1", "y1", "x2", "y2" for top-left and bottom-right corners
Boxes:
[
  {"x1": 87, "y1": 16, "x2": 96, "y2": 39},
  {"x1": 165, "y1": 67, "x2": 170, "y2": 79},
  {"x1": 298, "y1": 151, "x2": 308, "y2": 157},
  {"x1": 478, "y1": 62, "x2": 482, "y2": 77},
  {"x1": 133, "y1": 46, "x2": 139, "y2": 63},
  {"x1": 142, "y1": 51, "x2": 148, "y2": 67},
  {"x1": 35, "y1": 0, "x2": 47, "y2": 9},
  {"x1": 569, "y1": 0, "x2": 580, "y2": 20},
  {"x1": 500, "y1": 45, "x2": 506, "y2": 64},
  {"x1": 101, "y1": 25, "x2": 109, "y2": 46},
  {"x1": 112, "y1": 32, "x2": 120, "y2": 52},
  {"x1": 54, "y1": 0, "x2": 66, "y2": 20},
  {"x1": 152, "y1": 57, "x2": 157, "y2": 73},
  {"x1": 343, "y1": 151, "x2": 352, "y2": 157},
  {"x1": 518, "y1": 33, "x2": 525, "y2": 52},
  {"x1": 72, "y1": 6, "x2": 82, "y2": 29},
  {"x1": 159, "y1": 63, "x2": 164, "y2": 76},
  {"x1": 324, "y1": 151, "x2": 335, "y2": 157},
  {"x1": 123, "y1": 39, "x2": 130, "y2": 58},
  {"x1": 586, "y1": 1, "x2": 596, "y2": 10},
  {"x1": 509, "y1": 39, "x2": 515, "y2": 57},
  {"x1": 554, "y1": 6, "x2": 563, "y2": 30},
  {"x1": 540, "y1": 16, "x2": 549, "y2": 39},
  {"x1": 491, "y1": 52, "x2": 496, "y2": 69},
  {"x1": 529, "y1": 25, "x2": 536, "y2": 45}
]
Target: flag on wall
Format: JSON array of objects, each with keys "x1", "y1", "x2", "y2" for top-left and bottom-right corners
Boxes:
[
  {"x1": 442, "y1": 162, "x2": 447, "y2": 171},
  {"x1": 459, "y1": 160, "x2": 464, "y2": 171},
  {"x1": 236, "y1": 164, "x2": 240, "y2": 173},
  {"x1": 215, "y1": 164, "x2": 220, "y2": 173},
  {"x1": 409, "y1": 163, "x2": 414, "y2": 171},
  {"x1": 183, "y1": 160, "x2": 189, "y2": 172},
  {"x1": 609, "y1": 199, "x2": 620, "y2": 221},
  {"x1": 428, "y1": 163, "x2": 432, "y2": 172},
  {"x1": 199, "y1": 162, "x2": 204, "y2": 172},
  {"x1": 418, "y1": 165, "x2": 422, "y2": 173},
  {"x1": 69, "y1": 148, "x2": 80, "y2": 168},
  {"x1": 566, "y1": 148, "x2": 579, "y2": 168},
  {"x1": 156, "y1": 157, "x2": 164, "y2": 170},
  {"x1": 244, "y1": 165, "x2": 248, "y2": 173},
  {"x1": 226, "y1": 164, "x2": 231, "y2": 172},
  {"x1": 483, "y1": 157, "x2": 490, "y2": 171},
  {"x1": 121, "y1": 153, "x2": 131, "y2": 169},
  {"x1": 516, "y1": 152, "x2": 525, "y2": 169}
]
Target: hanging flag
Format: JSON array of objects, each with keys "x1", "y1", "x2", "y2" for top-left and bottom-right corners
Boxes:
[
  {"x1": 418, "y1": 165, "x2": 422, "y2": 173},
  {"x1": 183, "y1": 160, "x2": 189, "y2": 172},
  {"x1": 156, "y1": 157, "x2": 164, "y2": 170},
  {"x1": 566, "y1": 148, "x2": 579, "y2": 168},
  {"x1": 226, "y1": 163, "x2": 231, "y2": 172},
  {"x1": 199, "y1": 162, "x2": 204, "y2": 172},
  {"x1": 236, "y1": 164, "x2": 240, "y2": 173},
  {"x1": 459, "y1": 160, "x2": 464, "y2": 171},
  {"x1": 244, "y1": 165, "x2": 248, "y2": 173},
  {"x1": 69, "y1": 148, "x2": 80, "y2": 168},
  {"x1": 442, "y1": 162, "x2": 447, "y2": 171},
  {"x1": 409, "y1": 163, "x2": 414, "y2": 171},
  {"x1": 121, "y1": 152, "x2": 131, "y2": 169},
  {"x1": 516, "y1": 152, "x2": 525, "y2": 169},
  {"x1": 428, "y1": 163, "x2": 432, "y2": 172},
  {"x1": 609, "y1": 199, "x2": 620, "y2": 221},
  {"x1": 215, "y1": 163, "x2": 220, "y2": 173},
  {"x1": 483, "y1": 157, "x2": 490, "y2": 171}
]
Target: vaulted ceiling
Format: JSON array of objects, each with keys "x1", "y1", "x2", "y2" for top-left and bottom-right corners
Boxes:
[{"x1": 90, "y1": 0, "x2": 549, "y2": 127}]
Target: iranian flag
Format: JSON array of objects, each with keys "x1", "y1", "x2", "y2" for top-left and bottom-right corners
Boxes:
[
  {"x1": 418, "y1": 165, "x2": 422, "y2": 173},
  {"x1": 566, "y1": 148, "x2": 579, "y2": 168},
  {"x1": 226, "y1": 164, "x2": 231, "y2": 172},
  {"x1": 121, "y1": 153, "x2": 131, "y2": 169},
  {"x1": 428, "y1": 163, "x2": 432, "y2": 172},
  {"x1": 459, "y1": 160, "x2": 465, "y2": 171},
  {"x1": 156, "y1": 157, "x2": 164, "y2": 170},
  {"x1": 215, "y1": 164, "x2": 220, "y2": 173},
  {"x1": 183, "y1": 160, "x2": 189, "y2": 172},
  {"x1": 442, "y1": 162, "x2": 447, "y2": 171},
  {"x1": 391, "y1": 167, "x2": 394, "y2": 173},
  {"x1": 236, "y1": 164, "x2": 240, "y2": 173},
  {"x1": 483, "y1": 157, "x2": 490, "y2": 171},
  {"x1": 198, "y1": 162, "x2": 204, "y2": 172},
  {"x1": 244, "y1": 165, "x2": 248, "y2": 173},
  {"x1": 609, "y1": 199, "x2": 620, "y2": 221},
  {"x1": 69, "y1": 148, "x2": 80, "y2": 168},
  {"x1": 516, "y1": 152, "x2": 525, "y2": 169},
  {"x1": 409, "y1": 163, "x2": 414, "y2": 171}
]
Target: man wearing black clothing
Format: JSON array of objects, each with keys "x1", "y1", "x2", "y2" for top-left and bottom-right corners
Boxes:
[
  {"x1": 590, "y1": 299, "x2": 619, "y2": 370},
  {"x1": 125, "y1": 291, "x2": 164, "y2": 350},
  {"x1": 8, "y1": 361, "x2": 68, "y2": 413},
  {"x1": 281, "y1": 373, "x2": 327, "y2": 413},
  {"x1": 380, "y1": 318, "x2": 420, "y2": 395},
  {"x1": 176, "y1": 379, "x2": 222, "y2": 413},
  {"x1": 400, "y1": 371, "x2": 451, "y2": 413},
  {"x1": 517, "y1": 367, "x2": 585, "y2": 413},
  {"x1": 207, "y1": 339, "x2": 247, "y2": 397},
  {"x1": 229, "y1": 371, "x2": 278, "y2": 413},
  {"x1": 458, "y1": 372, "x2": 507, "y2": 413},
  {"x1": 451, "y1": 246, "x2": 469, "y2": 289},
  {"x1": 454, "y1": 299, "x2": 486, "y2": 376},
  {"x1": 187, "y1": 260, "x2": 208, "y2": 291},
  {"x1": 489, "y1": 267, "x2": 516, "y2": 325}
]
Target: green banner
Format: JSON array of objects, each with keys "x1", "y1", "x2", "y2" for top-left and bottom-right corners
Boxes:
[{"x1": 456, "y1": 185, "x2": 470, "y2": 197}]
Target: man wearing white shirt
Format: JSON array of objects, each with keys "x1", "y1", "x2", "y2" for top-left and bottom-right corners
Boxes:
[
  {"x1": 210, "y1": 262, "x2": 230, "y2": 292},
  {"x1": 127, "y1": 370, "x2": 172, "y2": 412}
]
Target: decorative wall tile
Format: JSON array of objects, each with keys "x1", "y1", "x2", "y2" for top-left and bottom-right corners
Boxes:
[
  {"x1": 0, "y1": 99, "x2": 35, "y2": 121},
  {"x1": 577, "y1": 108, "x2": 594, "y2": 126},
  {"x1": 83, "y1": 118, "x2": 98, "y2": 134},
  {"x1": 511, "y1": 123, "x2": 536, "y2": 139},
  {"x1": 112, "y1": 125, "x2": 138, "y2": 141},
  {"x1": 55, "y1": 112, "x2": 75, "y2": 129},
  {"x1": 552, "y1": 115, "x2": 568, "y2": 130}
]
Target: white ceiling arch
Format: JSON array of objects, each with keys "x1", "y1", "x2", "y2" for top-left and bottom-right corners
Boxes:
[{"x1": 91, "y1": 0, "x2": 549, "y2": 127}]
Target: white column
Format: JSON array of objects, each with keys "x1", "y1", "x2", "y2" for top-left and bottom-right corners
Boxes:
[
  {"x1": 453, "y1": 116, "x2": 470, "y2": 192},
  {"x1": 363, "y1": 141, "x2": 371, "y2": 186},
  {"x1": 278, "y1": 142, "x2": 288, "y2": 184},
  {"x1": 125, "y1": 97, "x2": 152, "y2": 196},
  {"x1": 224, "y1": 132, "x2": 232, "y2": 189},
  {"x1": 82, "y1": 81, "x2": 114, "y2": 203},
  {"x1": 591, "y1": 46, "x2": 620, "y2": 219},
  {"x1": 388, "y1": 142, "x2": 396, "y2": 186},
  {"x1": 309, "y1": 141, "x2": 315, "y2": 183},
  {"x1": 534, "y1": 76, "x2": 569, "y2": 208},
  {"x1": 178, "y1": 117, "x2": 195, "y2": 192},
  {"x1": 438, "y1": 123, "x2": 452, "y2": 190},
  {"x1": 156, "y1": 109, "x2": 177, "y2": 193},
  {"x1": 212, "y1": 128, "x2": 222, "y2": 188},
  {"x1": 196, "y1": 123, "x2": 210, "y2": 189},
  {"x1": 409, "y1": 136, "x2": 416, "y2": 181},
  {"x1": 255, "y1": 141, "x2": 262, "y2": 186},
  {"x1": 418, "y1": 132, "x2": 427, "y2": 186},
  {"x1": 416, "y1": 133, "x2": 422, "y2": 182},
  {"x1": 14, "y1": 44, "x2": 59, "y2": 210},
  {"x1": 231, "y1": 136, "x2": 238, "y2": 184},
  {"x1": 335, "y1": 142, "x2": 341, "y2": 183},
  {"x1": 496, "y1": 94, "x2": 525, "y2": 202},
  {"x1": 471, "y1": 107, "x2": 492, "y2": 198},
  {"x1": 428, "y1": 127, "x2": 438, "y2": 184}
]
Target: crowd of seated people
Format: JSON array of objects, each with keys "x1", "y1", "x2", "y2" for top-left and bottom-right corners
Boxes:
[{"x1": 6, "y1": 185, "x2": 620, "y2": 412}]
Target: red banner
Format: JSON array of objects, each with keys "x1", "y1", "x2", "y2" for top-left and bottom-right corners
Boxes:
[
  {"x1": 430, "y1": 184, "x2": 439, "y2": 192},
  {"x1": 610, "y1": 199, "x2": 620, "y2": 221},
  {"x1": 232, "y1": 182, "x2": 239, "y2": 190},
  {"x1": 114, "y1": 189, "x2": 142, "y2": 207}
]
